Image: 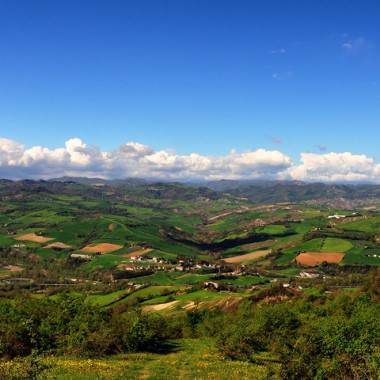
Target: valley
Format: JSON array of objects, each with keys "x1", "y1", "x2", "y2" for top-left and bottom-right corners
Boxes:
[{"x1": 0, "y1": 179, "x2": 379, "y2": 379}]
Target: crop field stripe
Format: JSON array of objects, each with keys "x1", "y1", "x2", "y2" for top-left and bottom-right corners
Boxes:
[{"x1": 223, "y1": 249, "x2": 271, "y2": 263}]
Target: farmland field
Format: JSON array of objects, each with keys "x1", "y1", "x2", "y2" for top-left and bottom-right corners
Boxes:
[
  {"x1": 223, "y1": 249, "x2": 271, "y2": 263},
  {"x1": 81, "y1": 243, "x2": 124, "y2": 254},
  {"x1": 15, "y1": 233, "x2": 54, "y2": 243},
  {"x1": 296, "y1": 252, "x2": 345, "y2": 266},
  {"x1": 0, "y1": 179, "x2": 380, "y2": 379}
]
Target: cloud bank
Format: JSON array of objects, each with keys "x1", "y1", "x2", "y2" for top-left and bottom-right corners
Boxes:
[{"x1": 1, "y1": 137, "x2": 380, "y2": 183}]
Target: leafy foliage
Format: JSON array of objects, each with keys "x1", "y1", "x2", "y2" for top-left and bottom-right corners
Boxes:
[{"x1": 0, "y1": 294, "x2": 169, "y2": 358}]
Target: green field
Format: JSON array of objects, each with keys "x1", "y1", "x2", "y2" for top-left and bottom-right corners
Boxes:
[
  {"x1": 320, "y1": 238, "x2": 353, "y2": 252},
  {"x1": 29, "y1": 339, "x2": 275, "y2": 380}
]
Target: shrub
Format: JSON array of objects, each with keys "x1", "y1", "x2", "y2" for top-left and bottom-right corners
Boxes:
[{"x1": 0, "y1": 294, "x2": 170, "y2": 358}]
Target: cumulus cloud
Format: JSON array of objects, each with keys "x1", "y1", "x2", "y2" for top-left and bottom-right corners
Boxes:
[
  {"x1": 1, "y1": 137, "x2": 380, "y2": 183},
  {"x1": 289, "y1": 152, "x2": 380, "y2": 182},
  {"x1": 0, "y1": 137, "x2": 292, "y2": 181}
]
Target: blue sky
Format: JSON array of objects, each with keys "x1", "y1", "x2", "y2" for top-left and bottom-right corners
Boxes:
[{"x1": 0, "y1": 1, "x2": 380, "y2": 181}]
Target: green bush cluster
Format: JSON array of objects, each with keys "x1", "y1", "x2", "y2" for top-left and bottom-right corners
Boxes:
[
  {"x1": 191, "y1": 295, "x2": 380, "y2": 379},
  {"x1": 0, "y1": 294, "x2": 169, "y2": 358},
  {"x1": 164, "y1": 273, "x2": 380, "y2": 379},
  {"x1": 1, "y1": 273, "x2": 379, "y2": 379}
]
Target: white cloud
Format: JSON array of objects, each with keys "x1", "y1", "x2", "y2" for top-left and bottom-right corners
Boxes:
[
  {"x1": 289, "y1": 152, "x2": 380, "y2": 182},
  {"x1": 0, "y1": 137, "x2": 292, "y2": 181},
  {"x1": 0, "y1": 138, "x2": 24, "y2": 166},
  {"x1": 1, "y1": 137, "x2": 380, "y2": 183}
]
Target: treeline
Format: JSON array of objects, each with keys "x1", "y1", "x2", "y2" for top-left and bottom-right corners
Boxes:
[{"x1": 304, "y1": 228, "x2": 374, "y2": 242}]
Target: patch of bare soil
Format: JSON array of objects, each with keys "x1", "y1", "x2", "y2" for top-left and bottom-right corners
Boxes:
[
  {"x1": 296, "y1": 252, "x2": 345, "y2": 266},
  {"x1": 123, "y1": 247, "x2": 153, "y2": 258},
  {"x1": 81, "y1": 243, "x2": 123, "y2": 254},
  {"x1": 223, "y1": 249, "x2": 272, "y2": 263},
  {"x1": 15, "y1": 233, "x2": 54, "y2": 243}
]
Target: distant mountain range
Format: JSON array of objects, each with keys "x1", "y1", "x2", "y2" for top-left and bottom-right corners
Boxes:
[
  {"x1": 49, "y1": 176, "x2": 150, "y2": 186},
  {"x1": 204, "y1": 180, "x2": 380, "y2": 206},
  {"x1": 2, "y1": 177, "x2": 380, "y2": 207}
]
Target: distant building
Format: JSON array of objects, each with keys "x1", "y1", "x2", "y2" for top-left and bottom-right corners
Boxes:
[
  {"x1": 299, "y1": 271, "x2": 320, "y2": 279},
  {"x1": 327, "y1": 214, "x2": 346, "y2": 220},
  {"x1": 118, "y1": 264, "x2": 135, "y2": 271},
  {"x1": 204, "y1": 281, "x2": 219, "y2": 289},
  {"x1": 70, "y1": 253, "x2": 92, "y2": 261}
]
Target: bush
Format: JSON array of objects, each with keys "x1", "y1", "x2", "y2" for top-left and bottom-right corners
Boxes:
[
  {"x1": 215, "y1": 303, "x2": 299, "y2": 361},
  {"x1": 121, "y1": 312, "x2": 169, "y2": 352},
  {"x1": 210, "y1": 295, "x2": 380, "y2": 378},
  {"x1": 0, "y1": 294, "x2": 170, "y2": 358}
]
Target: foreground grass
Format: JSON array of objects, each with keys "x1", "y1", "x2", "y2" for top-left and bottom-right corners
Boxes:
[{"x1": 2, "y1": 339, "x2": 278, "y2": 380}]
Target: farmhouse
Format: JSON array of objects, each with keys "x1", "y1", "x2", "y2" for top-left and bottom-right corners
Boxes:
[
  {"x1": 327, "y1": 214, "x2": 346, "y2": 220},
  {"x1": 204, "y1": 281, "x2": 219, "y2": 289},
  {"x1": 117, "y1": 264, "x2": 135, "y2": 271},
  {"x1": 70, "y1": 253, "x2": 92, "y2": 261},
  {"x1": 12, "y1": 243, "x2": 25, "y2": 248},
  {"x1": 299, "y1": 271, "x2": 320, "y2": 279},
  {"x1": 130, "y1": 256, "x2": 143, "y2": 261}
]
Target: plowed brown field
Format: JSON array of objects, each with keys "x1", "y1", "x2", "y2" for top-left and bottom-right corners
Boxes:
[
  {"x1": 15, "y1": 233, "x2": 54, "y2": 243},
  {"x1": 81, "y1": 243, "x2": 123, "y2": 254},
  {"x1": 296, "y1": 252, "x2": 345, "y2": 266}
]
